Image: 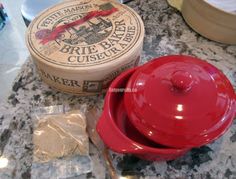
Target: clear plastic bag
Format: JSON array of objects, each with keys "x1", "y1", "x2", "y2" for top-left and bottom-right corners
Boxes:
[
  {"x1": 31, "y1": 105, "x2": 92, "y2": 178},
  {"x1": 31, "y1": 155, "x2": 92, "y2": 179}
]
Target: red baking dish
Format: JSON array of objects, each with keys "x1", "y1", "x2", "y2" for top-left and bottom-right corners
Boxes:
[
  {"x1": 96, "y1": 67, "x2": 189, "y2": 161},
  {"x1": 124, "y1": 55, "x2": 236, "y2": 148}
]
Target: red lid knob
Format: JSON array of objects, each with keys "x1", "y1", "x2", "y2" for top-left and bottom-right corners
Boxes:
[{"x1": 171, "y1": 70, "x2": 193, "y2": 91}]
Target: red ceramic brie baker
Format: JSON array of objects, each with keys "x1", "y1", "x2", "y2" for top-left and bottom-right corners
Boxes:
[
  {"x1": 124, "y1": 55, "x2": 236, "y2": 148},
  {"x1": 97, "y1": 67, "x2": 189, "y2": 161},
  {"x1": 96, "y1": 55, "x2": 235, "y2": 161}
]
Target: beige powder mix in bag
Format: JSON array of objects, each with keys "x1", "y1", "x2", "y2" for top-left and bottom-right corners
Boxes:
[{"x1": 33, "y1": 110, "x2": 88, "y2": 163}]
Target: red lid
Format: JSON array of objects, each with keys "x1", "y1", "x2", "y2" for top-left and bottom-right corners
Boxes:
[{"x1": 124, "y1": 55, "x2": 236, "y2": 148}]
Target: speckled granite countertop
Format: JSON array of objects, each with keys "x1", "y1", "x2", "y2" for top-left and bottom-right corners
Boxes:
[{"x1": 0, "y1": 0, "x2": 236, "y2": 178}]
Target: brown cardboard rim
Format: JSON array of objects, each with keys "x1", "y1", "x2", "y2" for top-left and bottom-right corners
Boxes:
[
  {"x1": 168, "y1": 0, "x2": 236, "y2": 44},
  {"x1": 182, "y1": 0, "x2": 236, "y2": 29},
  {"x1": 168, "y1": 0, "x2": 236, "y2": 16},
  {"x1": 201, "y1": 0, "x2": 236, "y2": 17}
]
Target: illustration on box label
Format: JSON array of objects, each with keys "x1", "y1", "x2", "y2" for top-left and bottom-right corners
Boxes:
[{"x1": 28, "y1": 1, "x2": 142, "y2": 67}]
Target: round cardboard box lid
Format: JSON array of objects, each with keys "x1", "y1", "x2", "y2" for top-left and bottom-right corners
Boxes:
[{"x1": 26, "y1": 0, "x2": 144, "y2": 71}]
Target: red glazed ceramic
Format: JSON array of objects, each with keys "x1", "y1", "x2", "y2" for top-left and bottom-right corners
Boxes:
[
  {"x1": 124, "y1": 55, "x2": 236, "y2": 148},
  {"x1": 96, "y1": 68, "x2": 189, "y2": 161}
]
